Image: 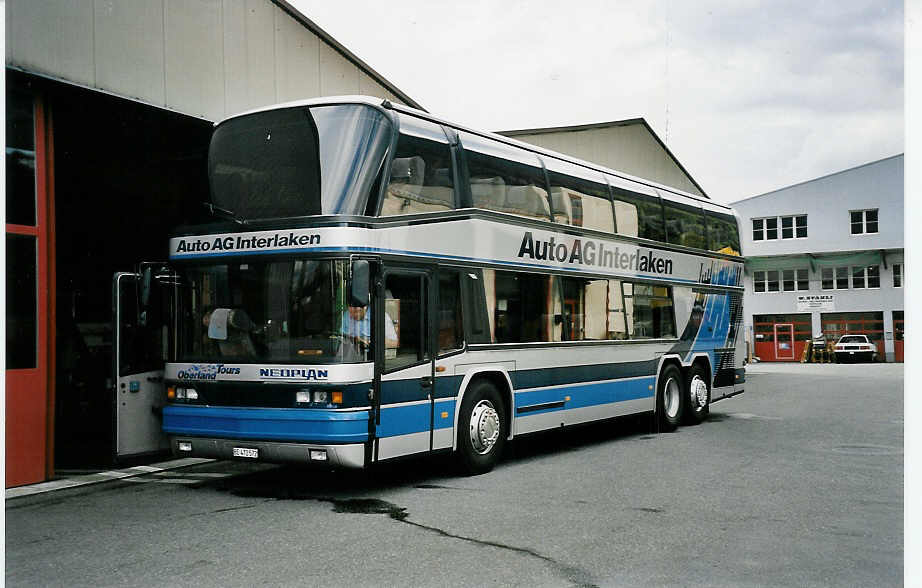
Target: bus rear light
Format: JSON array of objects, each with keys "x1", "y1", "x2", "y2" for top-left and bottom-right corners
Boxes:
[
  {"x1": 178, "y1": 442, "x2": 193, "y2": 452},
  {"x1": 309, "y1": 449, "x2": 328, "y2": 461}
]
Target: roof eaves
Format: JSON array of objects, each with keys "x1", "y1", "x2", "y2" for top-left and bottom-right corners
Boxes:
[
  {"x1": 730, "y1": 153, "x2": 904, "y2": 205},
  {"x1": 498, "y1": 117, "x2": 709, "y2": 199}
]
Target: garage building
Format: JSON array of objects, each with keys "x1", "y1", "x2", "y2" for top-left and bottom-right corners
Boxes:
[{"x1": 731, "y1": 155, "x2": 904, "y2": 363}]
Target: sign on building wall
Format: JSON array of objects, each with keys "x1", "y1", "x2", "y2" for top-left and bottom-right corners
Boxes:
[{"x1": 797, "y1": 294, "x2": 835, "y2": 311}]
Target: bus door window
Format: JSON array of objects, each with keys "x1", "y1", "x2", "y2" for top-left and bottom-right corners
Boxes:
[
  {"x1": 380, "y1": 115, "x2": 455, "y2": 216},
  {"x1": 383, "y1": 273, "x2": 429, "y2": 372}
]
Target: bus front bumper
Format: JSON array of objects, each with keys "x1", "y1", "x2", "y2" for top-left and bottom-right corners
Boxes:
[{"x1": 171, "y1": 436, "x2": 366, "y2": 468}]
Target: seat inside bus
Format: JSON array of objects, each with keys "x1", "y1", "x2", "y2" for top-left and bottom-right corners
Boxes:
[{"x1": 381, "y1": 156, "x2": 454, "y2": 215}]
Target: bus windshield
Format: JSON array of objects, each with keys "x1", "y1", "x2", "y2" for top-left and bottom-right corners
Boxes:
[
  {"x1": 178, "y1": 259, "x2": 373, "y2": 364},
  {"x1": 208, "y1": 104, "x2": 393, "y2": 220}
]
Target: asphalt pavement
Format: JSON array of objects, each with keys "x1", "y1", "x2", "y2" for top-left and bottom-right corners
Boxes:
[{"x1": 5, "y1": 363, "x2": 903, "y2": 587}]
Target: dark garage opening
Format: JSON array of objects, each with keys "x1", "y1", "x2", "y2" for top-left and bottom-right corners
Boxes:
[{"x1": 51, "y1": 81, "x2": 213, "y2": 469}]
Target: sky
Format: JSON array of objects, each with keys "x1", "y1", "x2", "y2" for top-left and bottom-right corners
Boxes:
[{"x1": 292, "y1": 0, "x2": 904, "y2": 204}]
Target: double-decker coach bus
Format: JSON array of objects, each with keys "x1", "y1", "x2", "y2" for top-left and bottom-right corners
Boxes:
[{"x1": 117, "y1": 96, "x2": 744, "y2": 474}]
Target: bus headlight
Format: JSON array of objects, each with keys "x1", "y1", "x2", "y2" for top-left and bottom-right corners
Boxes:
[
  {"x1": 313, "y1": 390, "x2": 329, "y2": 404},
  {"x1": 296, "y1": 390, "x2": 311, "y2": 404}
]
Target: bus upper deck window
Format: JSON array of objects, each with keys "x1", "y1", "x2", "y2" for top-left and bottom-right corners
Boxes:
[{"x1": 380, "y1": 115, "x2": 456, "y2": 217}]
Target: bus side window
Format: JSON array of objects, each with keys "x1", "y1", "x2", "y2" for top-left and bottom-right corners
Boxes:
[
  {"x1": 459, "y1": 131, "x2": 551, "y2": 222},
  {"x1": 663, "y1": 201, "x2": 707, "y2": 249},
  {"x1": 623, "y1": 283, "x2": 676, "y2": 339},
  {"x1": 544, "y1": 158, "x2": 614, "y2": 232},
  {"x1": 437, "y1": 270, "x2": 464, "y2": 354},
  {"x1": 486, "y1": 270, "x2": 554, "y2": 343},
  {"x1": 463, "y1": 270, "x2": 492, "y2": 344},
  {"x1": 380, "y1": 116, "x2": 455, "y2": 217},
  {"x1": 707, "y1": 210, "x2": 741, "y2": 256},
  {"x1": 611, "y1": 187, "x2": 665, "y2": 242},
  {"x1": 557, "y1": 277, "x2": 628, "y2": 341}
]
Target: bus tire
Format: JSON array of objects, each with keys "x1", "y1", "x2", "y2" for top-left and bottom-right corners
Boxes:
[
  {"x1": 456, "y1": 379, "x2": 506, "y2": 475},
  {"x1": 684, "y1": 363, "x2": 710, "y2": 425},
  {"x1": 657, "y1": 364, "x2": 684, "y2": 432}
]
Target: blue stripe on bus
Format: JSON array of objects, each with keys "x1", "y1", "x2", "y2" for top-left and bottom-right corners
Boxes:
[
  {"x1": 170, "y1": 245, "x2": 705, "y2": 284},
  {"x1": 163, "y1": 405, "x2": 369, "y2": 444},
  {"x1": 377, "y1": 398, "x2": 456, "y2": 438},
  {"x1": 514, "y1": 377, "x2": 655, "y2": 416}
]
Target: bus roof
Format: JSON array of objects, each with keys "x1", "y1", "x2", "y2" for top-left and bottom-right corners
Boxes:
[{"x1": 217, "y1": 95, "x2": 735, "y2": 215}]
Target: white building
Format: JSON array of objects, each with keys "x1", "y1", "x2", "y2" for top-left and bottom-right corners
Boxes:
[{"x1": 731, "y1": 155, "x2": 904, "y2": 362}]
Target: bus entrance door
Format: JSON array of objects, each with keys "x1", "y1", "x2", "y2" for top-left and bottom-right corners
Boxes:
[
  {"x1": 374, "y1": 269, "x2": 436, "y2": 461},
  {"x1": 112, "y1": 268, "x2": 171, "y2": 460}
]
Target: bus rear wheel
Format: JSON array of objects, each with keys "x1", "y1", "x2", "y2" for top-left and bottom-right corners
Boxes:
[
  {"x1": 683, "y1": 364, "x2": 710, "y2": 425},
  {"x1": 657, "y1": 364, "x2": 685, "y2": 432},
  {"x1": 457, "y1": 379, "x2": 506, "y2": 475}
]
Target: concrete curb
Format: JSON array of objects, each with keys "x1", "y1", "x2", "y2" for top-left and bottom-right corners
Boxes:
[{"x1": 5, "y1": 457, "x2": 215, "y2": 500}]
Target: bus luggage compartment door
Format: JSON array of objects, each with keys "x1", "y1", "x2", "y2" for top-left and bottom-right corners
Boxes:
[{"x1": 112, "y1": 270, "x2": 170, "y2": 459}]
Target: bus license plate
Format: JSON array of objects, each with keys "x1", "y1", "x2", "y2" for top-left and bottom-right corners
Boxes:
[{"x1": 232, "y1": 447, "x2": 258, "y2": 459}]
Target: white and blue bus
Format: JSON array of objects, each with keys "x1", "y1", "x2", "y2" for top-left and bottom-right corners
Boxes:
[{"x1": 118, "y1": 96, "x2": 744, "y2": 474}]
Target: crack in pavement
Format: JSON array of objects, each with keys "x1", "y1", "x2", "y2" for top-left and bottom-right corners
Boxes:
[{"x1": 319, "y1": 497, "x2": 598, "y2": 588}]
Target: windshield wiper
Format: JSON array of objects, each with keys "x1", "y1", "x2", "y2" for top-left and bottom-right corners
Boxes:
[{"x1": 202, "y1": 202, "x2": 248, "y2": 226}]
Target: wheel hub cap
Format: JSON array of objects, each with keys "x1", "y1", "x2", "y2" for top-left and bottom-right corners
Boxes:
[
  {"x1": 470, "y1": 400, "x2": 500, "y2": 455},
  {"x1": 690, "y1": 376, "x2": 708, "y2": 409},
  {"x1": 664, "y1": 378, "x2": 680, "y2": 418}
]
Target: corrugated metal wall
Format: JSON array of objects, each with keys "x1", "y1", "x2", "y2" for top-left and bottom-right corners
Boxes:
[
  {"x1": 509, "y1": 125, "x2": 705, "y2": 197},
  {"x1": 5, "y1": 0, "x2": 407, "y2": 121}
]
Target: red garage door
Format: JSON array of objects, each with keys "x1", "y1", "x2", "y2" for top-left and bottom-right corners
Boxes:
[
  {"x1": 753, "y1": 314, "x2": 811, "y2": 362},
  {"x1": 6, "y1": 87, "x2": 55, "y2": 487},
  {"x1": 821, "y1": 312, "x2": 884, "y2": 360}
]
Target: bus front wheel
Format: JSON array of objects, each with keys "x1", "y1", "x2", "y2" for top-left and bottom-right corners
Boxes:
[
  {"x1": 457, "y1": 379, "x2": 506, "y2": 475},
  {"x1": 657, "y1": 364, "x2": 685, "y2": 432},
  {"x1": 683, "y1": 363, "x2": 710, "y2": 425}
]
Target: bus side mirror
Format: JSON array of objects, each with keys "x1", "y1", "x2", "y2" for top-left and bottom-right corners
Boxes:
[
  {"x1": 350, "y1": 260, "x2": 370, "y2": 307},
  {"x1": 139, "y1": 266, "x2": 153, "y2": 327}
]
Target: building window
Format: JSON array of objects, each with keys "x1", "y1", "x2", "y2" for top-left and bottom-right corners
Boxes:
[
  {"x1": 781, "y1": 215, "x2": 807, "y2": 239},
  {"x1": 781, "y1": 269, "x2": 810, "y2": 292},
  {"x1": 753, "y1": 270, "x2": 782, "y2": 292},
  {"x1": 851, "y1": 265, "x2": 880, "y2": 289},
  {"x1": 753, "y1": 215, "x2": 806, "y2": 241},
  {"x1": 850, "y1": 209, "x2": 878, "y2": 234},
  {"x1": 852, "y1": 266, "x2": 866, "y2": 289},
  {"x1": 893, "y1": 263, "x2": 902, "y2": 288},
  {"x1": 822, "y1": 267, "x2": 850, "y2": 290}
]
